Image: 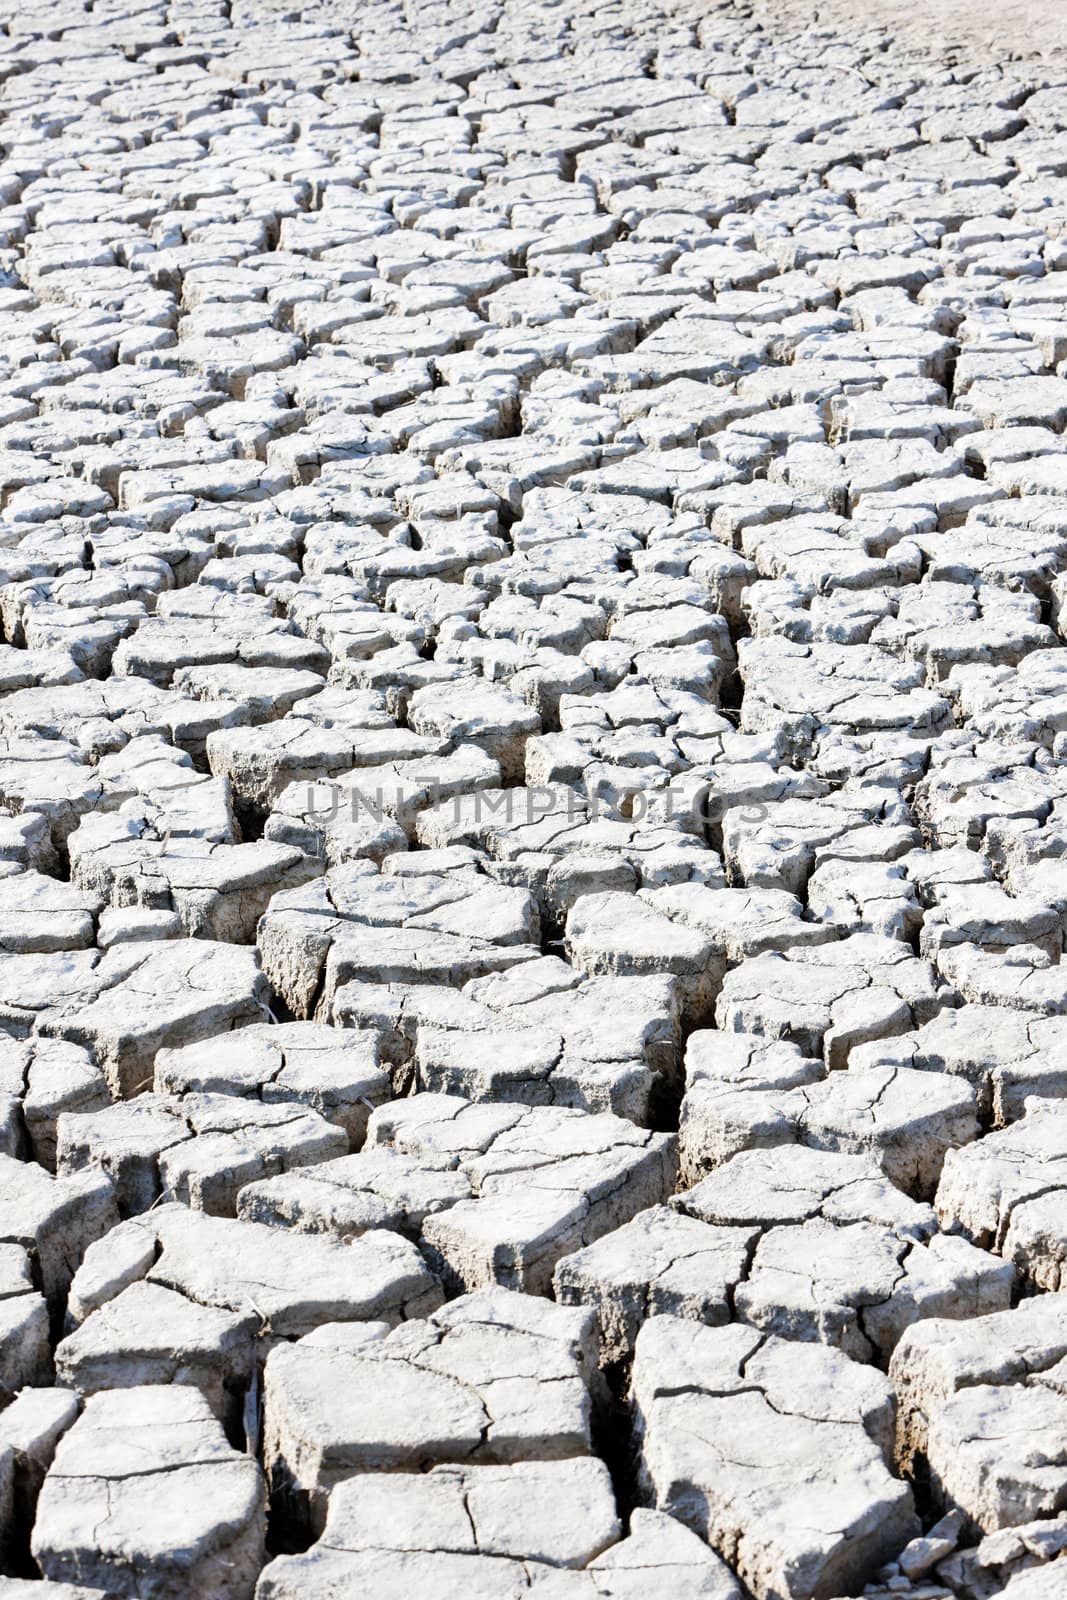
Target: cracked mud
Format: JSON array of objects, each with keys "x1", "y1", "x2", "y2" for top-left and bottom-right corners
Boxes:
[{"x1": 0, "y1": 0, "x2": 1065, "y2": 1597}]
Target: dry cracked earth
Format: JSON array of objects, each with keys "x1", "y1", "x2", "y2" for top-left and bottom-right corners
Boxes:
[{"x1": 0, "y1": 0, "x2": 1066, "y2": 1597}]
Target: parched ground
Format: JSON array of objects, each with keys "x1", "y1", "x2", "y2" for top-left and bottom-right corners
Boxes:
[
  {"x1": 0, "y1": 1, "x2": 1065, "y2": 1597},
  {"x1": 751, "y1": 0, "x2": 1067, "y2": 58}
]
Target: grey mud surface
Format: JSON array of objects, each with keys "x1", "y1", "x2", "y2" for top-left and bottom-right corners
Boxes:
[{"x1": 0, "y1": 0, "x2": 1064, "y2": 1597}]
